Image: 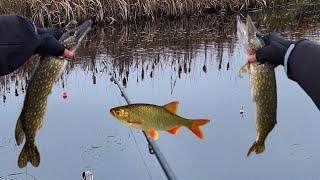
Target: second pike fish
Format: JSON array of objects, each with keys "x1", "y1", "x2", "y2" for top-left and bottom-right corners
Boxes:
[
  {"x1": 237, "y1": 15, "x2": 277, "y2": 156},
  {"x1": 14, "y1": 20, "x2": 92, "y2": 168},
  {"x1": 110, "y1": 102, "x2": 210, "y2": 140}
]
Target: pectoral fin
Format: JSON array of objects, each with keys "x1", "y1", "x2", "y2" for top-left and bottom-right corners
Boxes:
[
  {"x1": 163, "y1": 101, "x2": 179, "y2": 114},
  {"x1": 238, "y1": 63, "x2": 249, "y2": 79},
  {"x1": 147, "y1": 130, "x2": 158, "y2": 140},
  {"x1": 166, "y1": 126, "x2": 181, "y2": 135}
]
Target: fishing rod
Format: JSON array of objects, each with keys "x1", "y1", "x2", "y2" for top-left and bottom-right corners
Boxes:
[{"x1": 102, "y1": 60, "x2": 177, "y2": 180}]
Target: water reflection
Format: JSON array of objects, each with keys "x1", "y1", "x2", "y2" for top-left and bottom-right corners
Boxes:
[
  {"x1": 0, "y1": 8, "x2": 319, "y2": 178},
  {"x1": 1, "y1": 11, "x2": 320, "y2": 103}
]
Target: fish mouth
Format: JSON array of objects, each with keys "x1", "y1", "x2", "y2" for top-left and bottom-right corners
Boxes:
[
  {"x1": 74, "y1": 20, "x2": 93, "y2": 40},
  {"x1": 110, "y1": 109, "x2": 116, "y2": 117},
  {"x1": 60, "y1": 19, "x2": 93, "y2": 49}
]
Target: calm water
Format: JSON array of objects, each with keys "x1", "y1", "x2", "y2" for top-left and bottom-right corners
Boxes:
[{"x1": 0, "y1": 11, "x2": 320, "y2": 180}]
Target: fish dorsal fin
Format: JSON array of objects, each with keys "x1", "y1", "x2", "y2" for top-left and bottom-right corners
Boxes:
[{"x1": 163, "y1": 101, "x2": 179, "y2": 114}]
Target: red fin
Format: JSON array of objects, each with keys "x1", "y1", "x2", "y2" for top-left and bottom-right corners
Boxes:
[
  {"x1": 167, "y1": 126, "x2": 181, "y2": 135},
  {"x1": 163, "y1": 101, "x2": 179, "y2": 114},
  {"x1": 188, "y1": 119, "x2": 210, "y2": 139},
  {"x1": 148, "y1": 130, "x2": 158, "y2": 140},
  {"x1": 127, "y1": 120, "x2": 143, "y2": 124}
]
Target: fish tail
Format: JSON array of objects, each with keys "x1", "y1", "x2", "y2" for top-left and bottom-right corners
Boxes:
[
  {"x1": 15, "y1": 115, "x2": 25, "y2": 146},
  {"x1": 18, "y1": 142, "x2": 40, "y2": 168},
  {"x1": 187, "y1": 119, "x2": 210, "y2": 139},
  {"x1": 247, "y1": 141, "x2": 265, "y2": 156}
]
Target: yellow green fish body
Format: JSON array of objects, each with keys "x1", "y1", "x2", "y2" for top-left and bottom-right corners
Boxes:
[
  {"x1": 237, "y1": 15, "x2": 277, "y2": 156},
  {"x1": 110, "y1": 102, "x2": 209, "y2": 140},
  {"x1": 15, "y1": 56, "x2": 67, "y2": 168},
  {"x1": 242, "y1": 62, "x2": 277, "y2": 156},
  {"x1": 15, "y1": 20, "x2": 92, "y2": 168}
]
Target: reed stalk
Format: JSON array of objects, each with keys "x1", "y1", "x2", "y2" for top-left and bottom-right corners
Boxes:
[{"x1": 0, "y1": 0, "x2": 276, "y2": 26}]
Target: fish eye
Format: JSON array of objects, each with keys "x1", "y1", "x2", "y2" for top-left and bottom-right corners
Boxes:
[
  {"x1": 114, "y1": 109, "x2": 125, "y2": 117},
  {"x1": 112, "y1": 109, "x2": 128, "y2": 117}
]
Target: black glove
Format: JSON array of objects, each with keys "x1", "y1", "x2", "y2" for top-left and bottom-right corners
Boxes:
[
  {"x1": 256, "y1": 32, "x2": 294, "y2": 67},
  {"x1": 34, "y1": 27, "x2": 65, "y2": 56}
]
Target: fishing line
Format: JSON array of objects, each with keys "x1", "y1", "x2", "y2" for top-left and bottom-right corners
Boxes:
[
  {"x1": 103, "y1": 61, "x2": 152, "y2": 180},
  {"x1": 128, "y1": 127, "x2": 153, "y2": 180},
  {"x1": 102, "y1": 60, "x2": 177, "y2": 180}
]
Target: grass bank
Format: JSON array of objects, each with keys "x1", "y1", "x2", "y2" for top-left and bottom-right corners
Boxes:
[{"x1": 0, "y1": 0, "x2": 275, "y2": 27}]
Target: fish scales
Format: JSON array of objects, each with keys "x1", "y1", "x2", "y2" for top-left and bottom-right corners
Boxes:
[
  {"x1": 250, "y1": 62, "x2": 277, "y2": 148},
  {"x1": 127, "y1": 104, "x2": 187, "y2": 130},
  {"x1": 15, "y1": 20, "x2": 92, "y2": 168},
  {"x1": 21, "y1": 56, "x2": 67, "y2": 141},
  {"x1": 237, "y1": 15, "x2": 277, "y2": 156},
  {"x1": 110, "y1": 102, "x2": 210, "y2": 140}
]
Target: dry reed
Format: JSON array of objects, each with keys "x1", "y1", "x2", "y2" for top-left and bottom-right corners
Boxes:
[
  {"x1": 0, "y1": 0, "x2": 274, "y2": 26},
  {"x1": 1, "y1": 8, "x2": 319, "y2": 96}
]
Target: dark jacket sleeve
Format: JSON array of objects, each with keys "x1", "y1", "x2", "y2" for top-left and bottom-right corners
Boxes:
[
  {"x1": 0, "y1": 15, "x2": 41, "y2": 76},
  {"x1": 287, "y1": 40, "x2": 320, "y2": 110}
]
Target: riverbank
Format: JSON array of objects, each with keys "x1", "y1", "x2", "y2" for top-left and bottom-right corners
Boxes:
[{"x1": 1, "y1": 0, "x2": 277, "y2": 27}]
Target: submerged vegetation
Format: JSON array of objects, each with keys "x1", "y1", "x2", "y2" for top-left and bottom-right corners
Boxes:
[{"x1": 1, "y1": 0, "x2": 277, "y2": 26}]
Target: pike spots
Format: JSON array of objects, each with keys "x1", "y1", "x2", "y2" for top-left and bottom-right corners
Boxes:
[
  {"x1": 15, "y1": 20, "x2": 92, "y2": 168},
  {"x1": 237, "y1": 15, "x2": 277, "y2": 156},
  {"x1": 248, "y1": 62, "x2": 277, "y2": 156}
]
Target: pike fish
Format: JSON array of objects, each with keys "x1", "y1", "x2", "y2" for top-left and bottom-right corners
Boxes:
[
  {"x1": 110, "y1": 101, "x2": 210, "y2": 140},
  {"x1": 237, "y1": 15, "x2": 277, "y2": 156},
  {"x1": 15, "y1": 20, "x2": 92, "y2": 168}
]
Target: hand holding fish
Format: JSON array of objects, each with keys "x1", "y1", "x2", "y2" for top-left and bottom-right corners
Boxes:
[
  {"x1": 247, "y1": 33, "x2": 293, "y2": 66},
  {"x1": 14, "y1": 20, "x2": 92, "y2": 168},
  {"x1": 35, "y1": 26, "x2": 74, "y2": 58},
  {"x1": 0, "y1": 15, "x2": 74, "y2": 76},
  {"x1": 244, "y1": 19, "x2": 320, "y2": 110}
]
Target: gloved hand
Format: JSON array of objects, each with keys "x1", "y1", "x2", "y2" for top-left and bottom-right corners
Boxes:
[
  {"x1": 255, "y1": 32, "x2": 294, "y2": 66},
  {"x1": 34, "y1": 27, "x2": 73, "y2": 57}
]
